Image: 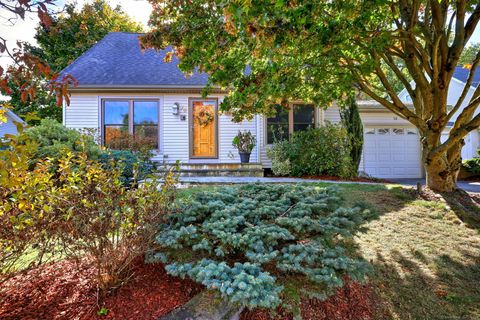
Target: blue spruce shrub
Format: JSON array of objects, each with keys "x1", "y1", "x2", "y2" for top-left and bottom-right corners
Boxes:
[{"x1": 153, "y1": 184, "x2": 371, "y2": 310}]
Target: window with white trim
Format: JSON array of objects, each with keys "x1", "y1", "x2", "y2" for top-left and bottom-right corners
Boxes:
[
  {"x1": 102, "y1": 99, "x2": 159, "y2": 149},
  {"x1": 266, "y1": 104, "x2": 315, "y2": 144}
]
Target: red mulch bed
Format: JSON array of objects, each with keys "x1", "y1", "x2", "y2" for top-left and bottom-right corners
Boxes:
[
  {"x1": 240, "y1": 281, "x2": 375, "y2": 320},
  {"x1": 300, "y1": 175, "x2": 392, "y2": 184},
  {"x1": 0, "y1": 259, "x2": 202, "y2": 320},
  {"x1": 265, "y1": 173, "x2": 391, "y2": 184}
]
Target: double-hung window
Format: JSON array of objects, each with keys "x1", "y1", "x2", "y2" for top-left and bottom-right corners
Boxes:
[
  {"x1": 102, "y1": 99, "x2": 159, "y2": 149},
  {"x1": 266, "y1": 104, "x2": 316, "y2": 144}
]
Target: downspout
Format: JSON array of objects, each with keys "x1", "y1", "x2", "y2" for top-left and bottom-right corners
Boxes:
[
  {"x1": 62, "y1": 99, "x2": 66, "y2": 125},
  {"x1": 256, "y1": 114, "x2": 261, "y2": 163},
  {"x1": 318, "y1": 107, "x2": 325, "y2": 126}
]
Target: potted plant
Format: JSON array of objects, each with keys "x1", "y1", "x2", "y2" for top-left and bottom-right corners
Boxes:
[{"x1": 232, "y1": 130, "x2": 256, "y2": 163}]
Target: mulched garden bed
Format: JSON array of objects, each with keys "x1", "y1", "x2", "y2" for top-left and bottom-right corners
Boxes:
[
  {"x1": 240, "y1": 281, "x2": 376, "y2": 320},
  {"x1": 264, "y1": 171, "x2": 391, "y2": 184},
  {"x1": 0, "y1": 259, "x2": 202, "y2": 320},
  {"x1": 300, "y1": 175, "x2": 392, "y2": 184}
]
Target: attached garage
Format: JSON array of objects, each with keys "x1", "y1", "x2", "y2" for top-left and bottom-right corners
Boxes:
[{"x1": 361, "y1": 127, "x2": 423, "y2": 178}]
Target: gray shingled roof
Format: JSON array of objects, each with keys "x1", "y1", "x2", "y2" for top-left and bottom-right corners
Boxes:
[{"x1": 61, "y1": 32, "x2": 209, "y2": 87}]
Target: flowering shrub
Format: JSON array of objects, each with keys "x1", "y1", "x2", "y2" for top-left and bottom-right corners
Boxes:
[{"x1": 151, "y1": 184, "x2": 371, "y2": 310}]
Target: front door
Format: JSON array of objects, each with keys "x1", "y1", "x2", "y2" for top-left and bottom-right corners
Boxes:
[{"x1": 190, "y1": 99, "x2": 217, "y2": 158}]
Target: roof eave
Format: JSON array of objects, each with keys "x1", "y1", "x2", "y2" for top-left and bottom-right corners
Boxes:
[
  {"x1": 1, "y1": 108, "x2": 25, "y2": 124},
  {"x1": 68, "y1": 84, "x2": 228, "y2": 94}
]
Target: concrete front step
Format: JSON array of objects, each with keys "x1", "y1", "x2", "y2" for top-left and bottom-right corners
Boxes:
[
  {"x1": 159, "y1": 291, "x2": 243, "y2": 320},
  {"x1": 155, "y1": 163, "x2": 264, "y2": 177}
]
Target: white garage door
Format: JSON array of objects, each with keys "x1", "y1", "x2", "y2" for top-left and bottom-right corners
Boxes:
[{"x1": 362, "y1": 127, "x2": 422, "y2": 178}]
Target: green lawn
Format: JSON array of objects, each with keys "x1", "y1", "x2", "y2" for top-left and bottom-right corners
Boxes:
[{"x1": 180, "y1": 183, "x2": 480, "y2": 320}]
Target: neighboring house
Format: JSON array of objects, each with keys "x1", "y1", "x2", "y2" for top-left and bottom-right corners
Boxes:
[
  {"x1": 398, "y1": 66, "x2": 480, "y2": 161},
  {"x1": 0, "y1": 108, "x2": 25, "y2": 138},
  {"x1": 61, "y1": 32, "x2": 478, "y2": 179}
]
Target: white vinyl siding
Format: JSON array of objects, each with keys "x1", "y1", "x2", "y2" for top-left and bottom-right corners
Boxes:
[
  {"x1": 219, "y1": 112, "x2": 258, "y2": 163},
  {"x1": 162, "y1": 95, "x2": 190, "y2": 163},
  {"x1": 323, "y1": 106, "x2": 342, "y2": 124},
  {"x1": 0, "y1": 114, "x2": 20, "y2": 137},
  {"x1": 64, "y1": 95, "x2": 99, "y2": 129},
  {"x1": 65, "y1": 92, "x2": 259, "y2": 164}
]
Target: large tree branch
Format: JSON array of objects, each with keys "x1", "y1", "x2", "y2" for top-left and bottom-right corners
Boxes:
[
  {"x1": 380, "y1": 51, "x2": 415, "y2": 101},
  {"x1": 450, "y1": 87, "x2": 480, "y2": 134},
  {"x1": 447, "y1": 51, "x2": 480, "y2": 122},
  {"x1": 350, "y1": 65, "x2": 421, "y2": 127},
  {"x1": 372, "y1": 50, "x2": 418, "y2": 115},
  {"x1": 434, "y1": 107, "x2": 480, "y2": 158},
  {"x1": 464, "y1": 3, "x2": 480, "y2": 45}
]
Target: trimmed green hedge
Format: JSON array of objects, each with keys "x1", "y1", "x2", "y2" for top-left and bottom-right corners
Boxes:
[
  {"x1": 463, "y1": 156, "x2": 480, "y2": 175},
  {"x1": 267, "y1": 124, "x2": 354, "y2": 178}
]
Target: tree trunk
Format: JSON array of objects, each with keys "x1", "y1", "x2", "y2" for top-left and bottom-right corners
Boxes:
[
  {"x1": 425, "y1": 160, "x2": 458, "y2": 192},
  {"x1": 424, "y1": 143, "x2": 462, "y2": 192}
]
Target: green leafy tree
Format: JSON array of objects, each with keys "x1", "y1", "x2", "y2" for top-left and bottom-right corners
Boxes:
[
  {"x1": 33, "y1": 0, "x2": 143, "y2": 72},
  {"x1": 459, "y1": 43, "x2": 480, "y2": 66},
  {"x1": 6, "y1": 77, "x2": 62, "y2": 124},
  {"x1": 340, "y1": 97, "x2": 363, "y2": 175},
  {"x1": 142, "y1": 1, "x2": 480, "y2": 192},
  {"x1": 7, "y1": 0, "x2": 143, "y2": 122}
]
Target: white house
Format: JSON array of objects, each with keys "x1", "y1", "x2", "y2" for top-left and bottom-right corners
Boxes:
[
  {"x1": 61, "y1": 32, "x2": 479, "y2": 179},
  {"x1": 0, "y1": 108, "x2": 25, "y2": 138},
  {"x1": 397, "y1": 68, "x2": 480, "y2": 161}
]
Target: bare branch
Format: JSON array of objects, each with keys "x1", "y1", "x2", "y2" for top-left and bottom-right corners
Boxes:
[{"x1": 380, "y1": 52, "x2": 415, "y2": 100}]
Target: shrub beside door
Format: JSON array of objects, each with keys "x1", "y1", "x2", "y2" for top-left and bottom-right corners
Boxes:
[{"x1": 267, "y1": 124, "x2": 354, "y2": 178}]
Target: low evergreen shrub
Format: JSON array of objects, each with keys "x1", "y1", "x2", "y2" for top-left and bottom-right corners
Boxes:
[
  {"x1": 99, "y1": 149, "x2": 155, "y2": 186},
  {"x1": 267, "y1": 124, "x2": 354, "y2": 178},
  {"x1": 25, "y1": 118, "x2": 101, "y2": 162},
  {"x1": 150, "y1": 184, "x2": 371, "y2": 310},
  {"x1": 463, "y1": 155, "x2": 480, "y2": 175}
]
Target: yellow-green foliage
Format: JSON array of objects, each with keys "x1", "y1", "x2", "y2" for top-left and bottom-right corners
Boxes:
[{"x1": 0, "y1": 133, "x2": 176, "y2": 290}]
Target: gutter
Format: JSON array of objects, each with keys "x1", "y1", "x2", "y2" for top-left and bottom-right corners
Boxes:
[{"x1": 68, "y1": 84, "x2": 228, "y2": 94}]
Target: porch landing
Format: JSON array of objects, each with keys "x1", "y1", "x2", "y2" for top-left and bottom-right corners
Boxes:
[
  {"x1": 167, "y1": 176, "x2": 384, "y2": 185},
  {"x1": 156, "y1": 163, "x2": 264, "y2": 177}
]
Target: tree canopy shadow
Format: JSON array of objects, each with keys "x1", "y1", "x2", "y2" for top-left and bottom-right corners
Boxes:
[
  {"x1": 369, "y1": 250, "x2": 480, "y2": 320},
  {"x1": 334, "y1": 182, "x2": 480, "y2": 319}
]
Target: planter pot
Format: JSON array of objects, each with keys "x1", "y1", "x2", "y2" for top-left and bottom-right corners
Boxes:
[{"x1": 239, "y1": 152, "x2": 251, "y2": 163}]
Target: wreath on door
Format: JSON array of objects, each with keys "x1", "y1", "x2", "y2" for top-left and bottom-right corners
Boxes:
[{"x1": 195, "y1": 106, "x2": 214, "y2": 127}]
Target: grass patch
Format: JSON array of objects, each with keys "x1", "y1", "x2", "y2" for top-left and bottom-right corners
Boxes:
[{"x1": 185, "y1": 183, "x2": 480, "y2": 319}]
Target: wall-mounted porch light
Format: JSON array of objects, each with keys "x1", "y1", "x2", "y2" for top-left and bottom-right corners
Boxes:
[{"x1": 172, "y1": 102, "x2": 180, "y2": 115}]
